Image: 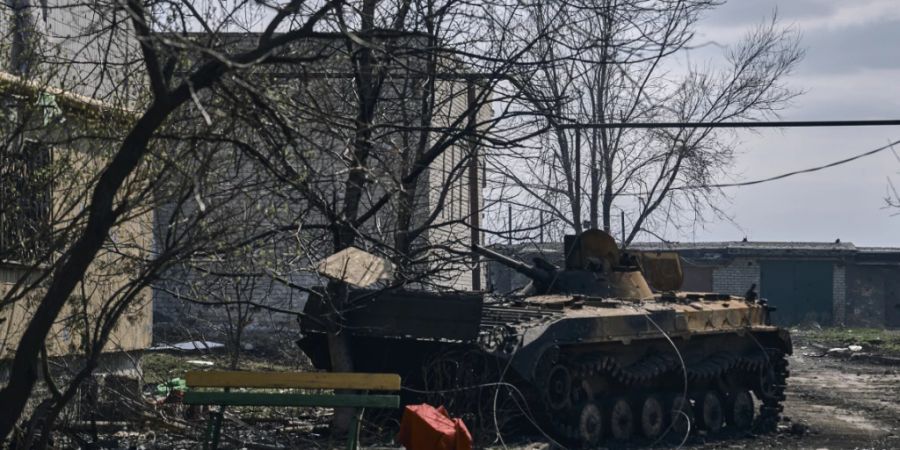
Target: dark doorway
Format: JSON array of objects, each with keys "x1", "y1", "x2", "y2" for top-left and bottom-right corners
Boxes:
[{"x1": 760, "y1": 260, "x2": 834, "y2": 326}]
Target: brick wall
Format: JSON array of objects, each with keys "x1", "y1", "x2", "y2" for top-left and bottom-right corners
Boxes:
[
  {"x1": 832, "y1": 264, "x2": 847, "y2": 325},
  {"x1": 712, "y1": 258, "x2": 760, "y2": 296}
]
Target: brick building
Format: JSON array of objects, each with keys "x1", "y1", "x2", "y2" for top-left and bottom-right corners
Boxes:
[{"x1": 487, "y1": 240, "x2": 900, "y2": 328}]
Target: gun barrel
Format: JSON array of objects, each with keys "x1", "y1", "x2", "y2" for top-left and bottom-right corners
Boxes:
[{"x1": 472, "y1": 245, "x2": 551, "y2": 284}]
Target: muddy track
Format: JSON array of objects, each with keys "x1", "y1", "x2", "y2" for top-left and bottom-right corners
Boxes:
[
  {"x1": 679, "y1": 353, "x2": 900, "y2": 450},
  {"x1": 780, "y1": 354, "x2": 900, "y2": 448}
]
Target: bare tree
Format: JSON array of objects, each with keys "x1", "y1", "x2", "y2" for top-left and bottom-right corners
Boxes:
[
  {"x1": 170, "y1": 0, "x2": 570, "y2": 430},
  {"x1": 1, "y1": 0, "x2": 572, "y2": 443},
  {"x1": 0, "y1": 0, "x2": 342, "y2": 441},
  {"x1": 888, "y1": 145, "x2": 900, "y2": 213},
  {"x1": 490, "y1": 1, "x2": 803, "y2": 245}
]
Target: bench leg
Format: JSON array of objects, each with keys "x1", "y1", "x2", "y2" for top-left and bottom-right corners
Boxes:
[
  {"x1": 204, "y1": 408, "x2": 225, "y2": 450},
  {"x1": 346, "y1": 408, "x2": 364, "y2": 450}
]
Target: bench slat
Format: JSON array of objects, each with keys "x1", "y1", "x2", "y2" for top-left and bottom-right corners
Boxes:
[
  {"x1": 185, "y1": 371, "x2": 401, "y2": 391},
  {"x1": 183, "y1": 392, "x2": 400, "y2": 409}
]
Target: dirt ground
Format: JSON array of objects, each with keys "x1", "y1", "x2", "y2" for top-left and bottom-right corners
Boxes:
[
  {"x1": 484, "y1": 329, "x2": 900, "y2": 450},
  {"x1": 482, "y1": 347, "x2": 900, "y2": 450},
  {"x1": 684, "y1": 351, "x2": 900, "y2": 450},
  {"x1": 96, "y1": 331, "x2": 900, "y2": 449},
  {"x1": 308, "y1": 337, "x2": 900, "y2": 450}
]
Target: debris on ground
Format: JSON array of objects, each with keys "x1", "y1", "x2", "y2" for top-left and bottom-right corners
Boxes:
[
  {"x1": 794, "y1": 328, "x2": 900, "y2": 356},
  {"x1": 52, "y1": 331, "x2": 900, "y2": 450},
  {"x1": 186, "y1": 359, "x2": 215, "y2": 366},
  {"x1": 149, "y1": 340, "x2": 225, "y2": 352}
]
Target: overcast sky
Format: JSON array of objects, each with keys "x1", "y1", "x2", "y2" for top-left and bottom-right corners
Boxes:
[{"x1": 677, "y1": 0, "x2": 900, "y2": 246}]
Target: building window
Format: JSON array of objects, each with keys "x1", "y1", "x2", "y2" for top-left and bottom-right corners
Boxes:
[{"x1": 0, "y1": 139, "x2": 52, "y2": 262}]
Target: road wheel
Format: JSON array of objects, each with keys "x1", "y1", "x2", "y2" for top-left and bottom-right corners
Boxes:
[
  {"x1": 639, "y1": 394, "x2": 667, "y2": 440},
  {"x1": 576, "y1": 400, "x2": 604, "y2": 447},
  {"x1": 726, "y1": 390, "x2": 755, "y2": 431},
  {"x1": 545, "y1": 365, "x2": 572, "y2": 410},
  {"x1": 609, "y1": 396, "x2": 635, "y2": 441},
  {"x1": 697, "y1": 390, "x2": 724, "y2": 435},
  {"x1": 669, "y1": 394, "x2": 694, "y2": 441}
]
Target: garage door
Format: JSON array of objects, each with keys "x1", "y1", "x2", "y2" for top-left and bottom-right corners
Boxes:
[{"x1": 760, "y1": 260, "x2": 834, "y2": 326}]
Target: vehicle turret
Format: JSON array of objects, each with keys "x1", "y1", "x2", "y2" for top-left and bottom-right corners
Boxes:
[{"x1": 475, "y1": 229, "x2": 654, "y2": 299}]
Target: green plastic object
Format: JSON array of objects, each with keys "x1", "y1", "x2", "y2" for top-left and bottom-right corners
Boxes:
[{"x1": 157, "y1": 377, "x2": 189, "y2": 395}]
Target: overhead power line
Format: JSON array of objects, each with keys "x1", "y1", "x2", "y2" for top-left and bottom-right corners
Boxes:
[
  {"x1": 680, "y1": 139, "x2": 900, "y2": 190},
  {"x1": 559, "y1": 119, "x2": 900, "y2": 129}
]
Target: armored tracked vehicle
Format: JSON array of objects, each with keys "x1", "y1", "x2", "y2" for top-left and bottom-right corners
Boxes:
[{"x1": 299, "y1": 230, "x2": 791, "y2": 447}]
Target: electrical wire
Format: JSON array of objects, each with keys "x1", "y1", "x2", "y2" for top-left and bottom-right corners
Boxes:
[
  {"x1": 401, "y1": 381, "x2": 570, "y2": 450},
  {"x1": 405, "y1": 334, "x2": 570, "y2": 449},
  {"x1": 402, "y1": 311, "x2": 692, "y2": 449},
  {"x1": 679, "y1": 139, "x2": 900, "y2": 190},
  {"x1": 558, "y1": 119, "x2": 900, "y2": 129},
  {"x1": 641, "y1": 310, "x2": 692, "y2": 449},
  {"x1": 492, "y1": 338, "x2": 520, "y2": 449}
]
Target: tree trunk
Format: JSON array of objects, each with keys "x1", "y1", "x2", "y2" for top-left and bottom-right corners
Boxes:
[
  {"x1": 326, "y1": 1, "x2": 380, "y2": 435},
  {"x1": 324, "y1": 281, "x2": 356, "y2": 435}
]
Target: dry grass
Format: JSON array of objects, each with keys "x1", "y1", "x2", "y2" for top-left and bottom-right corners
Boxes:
[{"x1": 794, "y1": 327, "x2": 900, "y2": 355}]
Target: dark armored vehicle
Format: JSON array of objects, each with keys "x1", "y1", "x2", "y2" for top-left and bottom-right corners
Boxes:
[{"x1": 299, "y1": 230, "x2": 790, "y2": 446}]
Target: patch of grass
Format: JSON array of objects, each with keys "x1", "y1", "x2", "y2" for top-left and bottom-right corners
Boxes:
[
  {"x1": 141, "y1": 352, "x2": 206, "y2": 384},
  {"x1": 795, "y1": 327, "x2": 900, "y2": 355},
  {"x1": 141, "y1": 351, "x2": 309, "y2": 385}
]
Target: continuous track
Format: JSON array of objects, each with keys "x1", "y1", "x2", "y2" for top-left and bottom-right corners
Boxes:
[{"x1": 543, "y1": 346, "x2": 789, "y2": 447}]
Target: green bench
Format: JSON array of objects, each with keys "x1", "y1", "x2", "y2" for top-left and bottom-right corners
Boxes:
[{"x1": 183, "y1": 371, "x2": 401, "y2": 450}]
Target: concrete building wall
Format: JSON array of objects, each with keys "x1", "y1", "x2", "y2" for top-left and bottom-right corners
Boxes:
[
  {"x1": 1, "y1": 1, "x2": 143, "y2": 103},
  {"x1": 38, "y1": 1, "x2": 143, "y2": 103},
  {"x1": 153, "y1": 268, "x2": 317, "y2": 348},
  {"x1": 1, "y1": 105, "x2": 153, "y2": 359},
  {"x1": 2, "y1": 0, "x2": 153, "y2": 353}
]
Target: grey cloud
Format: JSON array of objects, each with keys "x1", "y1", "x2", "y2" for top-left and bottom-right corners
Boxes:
[
  {"x1": 702, "y1": 0, "x2": 835, "y2": 27},
  {"x1": 796, "y1": 20, "x2": 900, "y2": 75}
]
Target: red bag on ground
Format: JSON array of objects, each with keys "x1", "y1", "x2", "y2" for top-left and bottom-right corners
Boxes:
[{"x1": 397, "y1": 404, "x2": 473, "y2": 450}]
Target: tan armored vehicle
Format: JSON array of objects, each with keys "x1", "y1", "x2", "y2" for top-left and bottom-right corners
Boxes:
[{"x1": 299, "y1": 229, "x2": 791, "y2": 447}]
